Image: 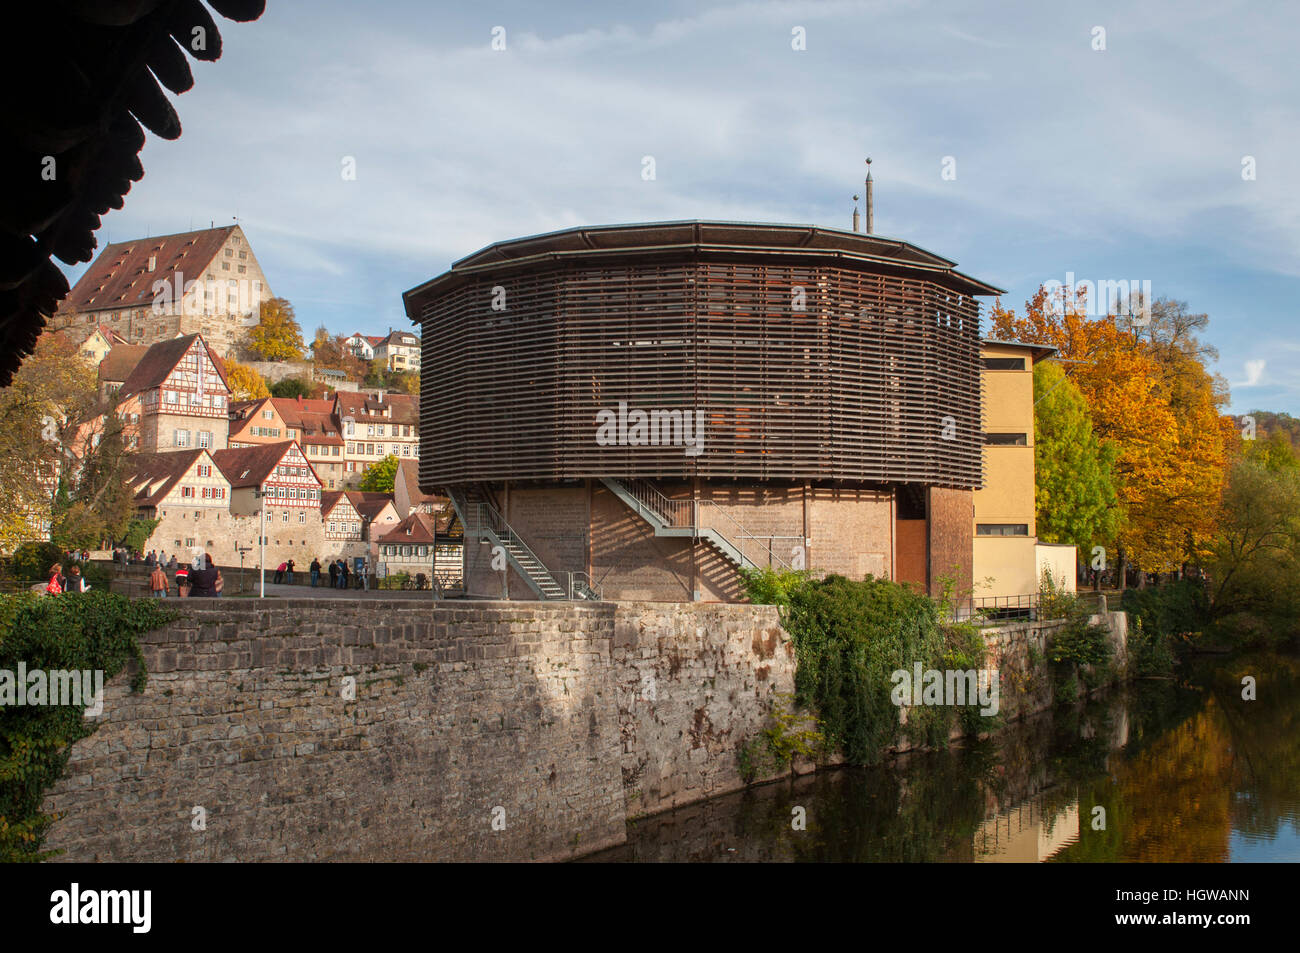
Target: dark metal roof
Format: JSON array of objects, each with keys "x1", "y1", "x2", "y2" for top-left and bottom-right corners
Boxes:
[
  {"x1": 981, "y1": 338, "x2": 1059, "y2": 362},
  {"x1": 404, "y1": 220, "x2": 1004, "y2": 317}
]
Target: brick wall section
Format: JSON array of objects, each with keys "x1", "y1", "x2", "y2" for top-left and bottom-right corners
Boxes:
[{"x1": 42, "y1": 599, "x2": 795, "y2": 862}]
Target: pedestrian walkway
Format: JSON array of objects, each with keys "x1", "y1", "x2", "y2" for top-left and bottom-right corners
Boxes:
[{"x1": 212, "y1": 581, "x2": 437, "y2": 600}]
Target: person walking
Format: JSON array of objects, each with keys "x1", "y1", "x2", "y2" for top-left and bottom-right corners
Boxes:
[
  {"x1": 149, "y1": 563, "x2": 169, "y2": 598},
  {"x1": 175, "y1": 562, "x2": 190, "y2": 598},
  {"x1": 46, "y1": 563, "x2": 63, "y2": 595},
  {"x1": 310, "y1": 557, "x2": 321, "y2": 588},
  {"x1": 328, "y1": 559, "x2": 339, "y2": 589}
]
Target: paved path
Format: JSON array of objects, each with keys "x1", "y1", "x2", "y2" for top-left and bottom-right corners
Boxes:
[{"x1": 220, "y1": 581, "x2": 437, "y2": 600}]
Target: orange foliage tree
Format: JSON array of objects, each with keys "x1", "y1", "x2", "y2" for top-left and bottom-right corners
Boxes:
[{"x1": 990, "y1": 287, "x2": 1232, "y2": 576}]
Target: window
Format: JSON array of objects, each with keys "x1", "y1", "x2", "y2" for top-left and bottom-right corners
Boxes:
[
  {"x1": 329, "y1": 522, "x2": 336, "y2": 534},
  {"x1": 198, "y1": 431, "x2": 213, "y2": 448},
  {"x1": 182, "y1": 486, "x2": 195, "y2": 498},
  {"x1": 298, "y1": 511, "x2": 306, "y2": 524},
  {"x1": 332, "y1": 446, "x2": 340, "y2": 456},
  {"x1": 982, "y1": 357, "x2": 1026, "y2": 371},
  {"x1": 225, "y1": 249, "x2": 233, "y2": 257},
  {"x1": 263, "y1": 409, "x2": 273, "y2": 420},
  {"x1": 166, "y1": 390, "x2": 178, "y2": 404},
  {"x1": 347, "y1": 443, "x2": 355, "y2": 454},
  {"x1": 282, "y1": 512, "x2": 289, "y2": 523},
  {"x1": 175, "y1": 429, "x2": 191, "y2": 447},
  {"x1": 222, "y1": 262, "x2": 230, "y2": 271},
  {"x1": 213, "y1": 394, "x2": 224, "y2": 408},
  {"x1": 984, "y1": 433, "x2": 1028, "y2": 446},
  {"x1": 976, "y1": 524, "x2": 1029, "y2": 536},
  {"x1": 198, "y1": 464, "x2": 211, "y2": 477}
]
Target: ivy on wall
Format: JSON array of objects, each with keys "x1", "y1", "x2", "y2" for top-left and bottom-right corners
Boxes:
[{"x1": 0, "y1": 591, "x2": 177, "y2": 861}]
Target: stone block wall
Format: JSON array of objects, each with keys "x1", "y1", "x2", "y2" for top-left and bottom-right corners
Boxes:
[{"x1": 42, "y1": 598, "x2": 793, "y2": 862}]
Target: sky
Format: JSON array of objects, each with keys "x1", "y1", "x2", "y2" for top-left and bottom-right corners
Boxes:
[{"x1": 61, "y1": 0, "x2": 1300, "y2": 414}]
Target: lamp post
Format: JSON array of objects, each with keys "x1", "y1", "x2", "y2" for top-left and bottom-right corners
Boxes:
[{"x1": 260, "y1": 487, "x2": 267, "y2": 598}]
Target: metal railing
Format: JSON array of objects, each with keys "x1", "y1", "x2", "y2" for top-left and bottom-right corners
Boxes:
[
  {"x1": 620, "y1": 478, "x2": 796, "y2": 571},
  {"x1": 949, "y1": 590, "x2": 1111, "y2": 623},
  {"x1": 557, "y1": 571, "x2": 602, "y2": 601}
]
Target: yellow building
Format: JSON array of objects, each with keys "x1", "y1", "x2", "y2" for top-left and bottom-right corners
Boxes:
[{"x1": 973, "y1": 340, "x2": 1066, "y2": 602}]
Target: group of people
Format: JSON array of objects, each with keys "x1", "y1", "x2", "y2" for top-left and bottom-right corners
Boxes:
[
  {"x1": 44, "y1": 562, "x2": 91, "y2": 595},
  {"x1": 147, "y1": 553, "x2": 223, "y2": 598},
  {"x1": 308, "y1": 557, "x2": 365, "y2": 589}
]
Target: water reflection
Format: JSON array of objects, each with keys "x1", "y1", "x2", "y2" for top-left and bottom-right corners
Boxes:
[{"x1": 581, "y1": 652, "x2": 1300, "y2": 863}]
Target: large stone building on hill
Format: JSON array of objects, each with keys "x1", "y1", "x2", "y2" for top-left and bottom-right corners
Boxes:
[{"x1": 48, "y1": 225, "x2": 273, "y2": 358}]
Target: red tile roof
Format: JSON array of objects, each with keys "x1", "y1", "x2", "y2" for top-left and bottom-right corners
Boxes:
[
  {"x1": 118, "y1": 333, "x2": 231, "y2": 398},
  {"x1": 346, "y1": 491, "x2": 396, "y2": 521},
  {"x1": 334, "y1": 390, "x2": 417, "y2": 425},
  {"x1": 376, "y1": 511, "x2": 438, "y2": 545},
  {"x1": 59, "y1": 226, "x2": 238, "y2": 314},
  {"x1": 97, "y1": 343, "x2": 150, "y2": 384},
  {"x1": 126, "y1": 449, "x2": 212, "y2": 507},
  {"x1": 211, "y1": 441, "x2": 311, "y2": 488},
  {"x1": 320, "y1": 490, "x2": 355, "y2": 517},
  {"x1": 396, "y1": 457, "x2": 442, "y2": 506}
]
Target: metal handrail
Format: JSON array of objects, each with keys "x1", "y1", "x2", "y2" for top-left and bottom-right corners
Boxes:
[
  {"x1": 474, "y1": 500, "x2": 563, "y2": 593},
  {"x1": 622, "y1": 478, "x2": 795, "y2": 571},
  {"x1": 559, "y1": 571, "x2": 602, "y2": 601}
]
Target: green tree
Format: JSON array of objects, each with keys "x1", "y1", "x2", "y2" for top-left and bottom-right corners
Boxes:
[
  {"x1": 1033, "y1": 361, "x2": 1121, "y2": 556},
  {"x1": 121, "y1": 517, "x2": 161, "y2": 553},
  {"x1": 358, "y1": 454, "x2": 400, "y2": 493},
  {"x1": 270, "y1": 377, "x2": 312, "y2": 399}
]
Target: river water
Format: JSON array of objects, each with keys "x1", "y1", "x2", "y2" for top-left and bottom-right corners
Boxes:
[{"x1": 583, "y1": 652, "x2": 1300, "y2": 862}]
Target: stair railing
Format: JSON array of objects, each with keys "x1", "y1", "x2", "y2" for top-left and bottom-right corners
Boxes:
[{"x1": 618, "y1": 478, "x2": 795, "y2": 571}]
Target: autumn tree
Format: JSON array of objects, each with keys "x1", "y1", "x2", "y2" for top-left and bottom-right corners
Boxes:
[
  {"x1": 358, "y1": 454, "x2": 400, "y2": 493},
  {"x1": 1033, "y1": 361, "x2": 1120, "y2": 558},
  {"x1": 310, "y1": 326, "x2": 366, "y2": 381},
  {"x1": 225, "y1": 359, "x2": 270, "y2": 400},
  {"x1": 247, "y1": 297, "x2": 305, "y2": 361},
  {"x1": 0, "y1": 333, "x2": 97, "y2": 551},
  {"x1": 991, "y1": 287, "x2": 1231, "y2": 580}
]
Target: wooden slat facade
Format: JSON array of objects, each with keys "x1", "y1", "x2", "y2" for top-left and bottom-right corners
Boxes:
[{"x1": 408, "y1": 224, "x2": 993, "y2": 493}]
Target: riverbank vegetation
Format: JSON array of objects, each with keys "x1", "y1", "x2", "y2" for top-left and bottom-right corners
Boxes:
[
  {"x1": 0, "y1": 591, "x2": 175, "y2": 861},
  {"x1": 740, "y1": 569, "x2": 989, "y2": 766}
]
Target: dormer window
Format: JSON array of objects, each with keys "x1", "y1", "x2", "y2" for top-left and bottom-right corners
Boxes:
[{"x1": 147, "y1": 255, "x2": 157, "y2": 271}]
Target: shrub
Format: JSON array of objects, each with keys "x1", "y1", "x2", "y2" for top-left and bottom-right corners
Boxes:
[
  {"x1": 10, "y1": 543, "x2": 63, "y2": 582},
  {"x1": 743, "y1": 572, "x2": 988, "y2": 765}
]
